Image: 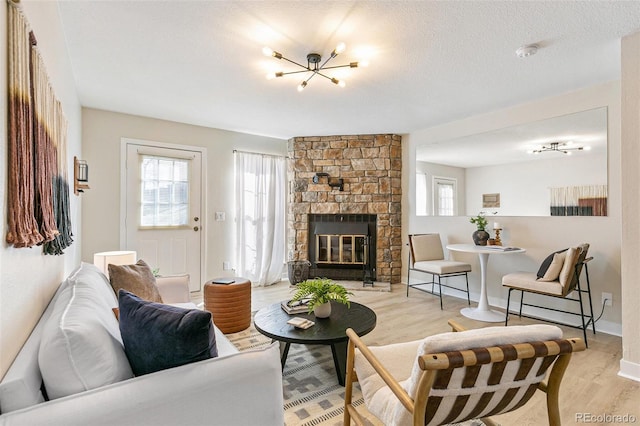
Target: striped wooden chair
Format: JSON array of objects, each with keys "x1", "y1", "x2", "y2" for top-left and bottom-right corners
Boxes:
[{"x1": 344, "y1": 320, "x2": 585, "y2": 426}]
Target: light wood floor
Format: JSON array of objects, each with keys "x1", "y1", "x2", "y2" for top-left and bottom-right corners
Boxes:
[{"x1": 198, "y1": 281, "x2": 640, "y2": 425}]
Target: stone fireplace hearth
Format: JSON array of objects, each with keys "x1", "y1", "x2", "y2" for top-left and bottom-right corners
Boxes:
[{"x1": 287, "y1": 134, "x2": 402, "y2": 284}]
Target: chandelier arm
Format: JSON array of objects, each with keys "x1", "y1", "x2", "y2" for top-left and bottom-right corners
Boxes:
[
  {"x1": 278, "y1": 69, "x2": 316, "y2": 76},
  {"x1": 320, "y1": 64, "x2": 355, "y2": 71},
  {"x1": 279, "y1": 56, "x2": 311, "y2": 71},
  {"x1": 315, "y1": 71, "x2": 336, "y2": 81}
]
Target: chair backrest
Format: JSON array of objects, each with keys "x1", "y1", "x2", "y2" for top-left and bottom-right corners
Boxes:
[
  {"x1": 561, "y1": 243, "x2": 590, "y2": 296},
  {"x1": 395, "y1": 325, "x2": 583, "y2": 425},
  {"x1": 409, "y1": 234, "x2": 445, "y2": 265}
]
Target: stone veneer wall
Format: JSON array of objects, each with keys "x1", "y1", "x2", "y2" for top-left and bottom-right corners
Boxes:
[{"x1": 287, "y1": 134, "x2": 402, "y2": 284}]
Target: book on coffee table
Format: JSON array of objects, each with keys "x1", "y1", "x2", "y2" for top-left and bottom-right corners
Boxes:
[{"x1": 281, "y1": 299, "x2": 311, "y2": 315}]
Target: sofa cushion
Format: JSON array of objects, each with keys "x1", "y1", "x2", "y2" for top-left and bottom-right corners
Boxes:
[
  {"x1": 118, "y1": 290, "x2": 218, "y2": 376},
  {"x1": 108, "y1": 259, "x2": 163, "y2": 303},
  {"x1": 38, "y1": 264, "x2": 134, "y2": 400}
]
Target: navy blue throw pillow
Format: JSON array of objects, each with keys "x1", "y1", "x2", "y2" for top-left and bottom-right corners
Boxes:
[
  {"x1": 118, "y1": 290, "x2": 218, "y2": 376},
  {"x1": 536, "y1": 248, "x2": 569, "y2": 279}
]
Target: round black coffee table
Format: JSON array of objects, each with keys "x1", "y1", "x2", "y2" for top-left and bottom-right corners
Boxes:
[{"x1": 254, "y1": 301, "x2": 376, "y2": 386}]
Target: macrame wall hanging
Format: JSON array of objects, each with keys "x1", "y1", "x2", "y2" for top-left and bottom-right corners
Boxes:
[{"x1": 6, "y1": 0, "x2": 73, "y2": 254}]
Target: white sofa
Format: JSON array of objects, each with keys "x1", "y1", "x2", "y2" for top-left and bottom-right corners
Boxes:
[{"x1": 0, "y1": 263, "x2": 284, "y2": 425}]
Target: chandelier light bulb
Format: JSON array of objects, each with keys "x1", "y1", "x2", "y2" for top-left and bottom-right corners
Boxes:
[
  {"x1": 265, "y1": 72, "x2": 275, "y2": 80},
  {"x1": 335, "y1": 42, "x2": 346, "y2": 54},
  {"x1": 584, "y1": 146, "x2": 592, "y2": 151},
  {"x1": 359, "y1": 60, "x2": 370, "y2": 67},
  {"x1": 262, "y1": 46, "x2": 273, "y2": 57},
  {"x1": 297, "y1": 81, "x2": 307, "y2": 92},
  {"x1": 338, "y1": 80, "x2": 346, "y2": 88}
]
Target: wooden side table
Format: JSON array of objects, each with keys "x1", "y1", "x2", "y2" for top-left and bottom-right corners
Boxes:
[{"x1": 204, "y1": 278, "x2": 251, "y2": 333}]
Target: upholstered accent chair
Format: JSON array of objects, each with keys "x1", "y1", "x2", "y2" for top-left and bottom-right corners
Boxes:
[
  {"x1": 407, "y1": 234, "x2": 471, "y2": 309},
  {"x1": 502, "y1": 243, "x2": 595, "y2": 347},
  {"x1": 344, "y1": 320, "x2": 586, "y2": 426}
]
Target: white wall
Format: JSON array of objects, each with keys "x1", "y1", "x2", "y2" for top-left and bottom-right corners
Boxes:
[
  {"x1": 0, "y1": 1, "x2": 82, "y2": 379},
  {"x1": 620, "y1": 31, "x2": 640, "y2": 381},
  {"x1": 403, "y1": 81, "x2": 622, "y2": 335},
  {"x1": 81, "y1": 108, "x2": 287, "y2": 284}
]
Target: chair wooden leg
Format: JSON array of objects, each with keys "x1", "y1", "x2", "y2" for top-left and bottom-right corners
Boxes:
[
  {"x1": 543, "y1": 352, "x2": 574, "y2": 426},
  {"x1": 343, "y1": 337, "x2": 356, "y2": 426}
]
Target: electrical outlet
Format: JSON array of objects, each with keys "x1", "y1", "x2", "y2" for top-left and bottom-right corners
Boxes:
[
  {"x1": 602, "y1": 292, "x2": 612, "y2": 307},
  {"x1": 223, "y1": 261, "x2": 231, "y2": 271}
]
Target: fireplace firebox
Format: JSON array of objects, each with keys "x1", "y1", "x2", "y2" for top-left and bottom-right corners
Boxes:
[{"x1": 308, "y1": 214, "x2": 377, "y2": 284}]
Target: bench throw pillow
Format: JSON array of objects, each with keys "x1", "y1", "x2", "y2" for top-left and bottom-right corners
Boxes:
[
  {"x1": 536, "y1": 248, "x2": 568, "y2": 279},
  {"x1": 118, "y1": 290, "x2": 218, "y2": 376},
  {"x1": 109, "y1": 259, "x2": 163, "y2": 303}
]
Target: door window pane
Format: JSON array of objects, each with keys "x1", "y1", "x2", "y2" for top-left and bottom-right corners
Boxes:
[{"x1": 140, "y1": 155, "x2": 190, "y2": 227}]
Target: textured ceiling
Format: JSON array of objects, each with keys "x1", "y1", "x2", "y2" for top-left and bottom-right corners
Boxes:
[{"x1": 57, "y1": 1, "x2": 640, "y2": 139}]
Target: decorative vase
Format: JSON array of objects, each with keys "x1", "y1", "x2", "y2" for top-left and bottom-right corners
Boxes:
[
  {"x1": 472, "y1": 230, "x2": 490, "y2": 246},
  {"x1": 313, "y1": 302, "x2": 332, "y2": 318}
]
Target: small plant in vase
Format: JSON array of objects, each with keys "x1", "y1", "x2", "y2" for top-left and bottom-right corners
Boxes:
[
  {"x1": 290, "y1": 278, "x2": 352, "y2": 318},
  {"x1": 470, "y1": 214, "x2": 490, "y2": 246}
]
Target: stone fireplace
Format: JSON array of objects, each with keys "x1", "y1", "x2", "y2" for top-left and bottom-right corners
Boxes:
[{"x1": 287, "y1": 134, "x2": 402, "y2": 284}]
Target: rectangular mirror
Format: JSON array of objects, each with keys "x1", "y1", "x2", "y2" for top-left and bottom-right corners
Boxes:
[{"x1": 416, "y1": 107, "x2": 608, "y2": 217}]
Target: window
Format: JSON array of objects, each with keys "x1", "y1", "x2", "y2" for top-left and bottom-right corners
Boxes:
[
  {"x1": 139, "y1": 155, "x2": 190, "y2": 227},
  {"x1": 433, "y1": 177, "x2": 457, "y2": 216}
]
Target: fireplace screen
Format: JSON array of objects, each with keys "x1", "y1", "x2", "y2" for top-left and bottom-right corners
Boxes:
[{"x1": 316, "y1": 234, "x2": 367, "y2": 265}]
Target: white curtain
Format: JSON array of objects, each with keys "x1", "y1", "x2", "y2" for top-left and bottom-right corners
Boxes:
[{"x1": 234, "y1": 151, "x2": 286, "y2": 286}]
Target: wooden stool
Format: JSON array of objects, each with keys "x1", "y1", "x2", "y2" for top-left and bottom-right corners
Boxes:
[{"x1": 204, "y1": 278, "x2": 251, "y2": 333}]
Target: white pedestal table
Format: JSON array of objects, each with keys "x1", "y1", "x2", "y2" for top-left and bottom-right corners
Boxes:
[{"x1": 446, "y1": 244, "x2": 526, "y2": 323}]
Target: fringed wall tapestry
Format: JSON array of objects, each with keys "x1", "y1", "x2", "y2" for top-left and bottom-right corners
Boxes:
[
  {"x1": 6, "y1": 1, "x2": 73, "y2": 254},
  {"x1": 550, "y1": 185, "x2": 607, "y2": 216}
]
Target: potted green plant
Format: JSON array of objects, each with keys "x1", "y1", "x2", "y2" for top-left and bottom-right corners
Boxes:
[
  {"x1": 469, "y1": 214, "x2": 490, "y2": 246},
  {"x1": 290, "y1": 277, "x2": 352, "y2": 318}
]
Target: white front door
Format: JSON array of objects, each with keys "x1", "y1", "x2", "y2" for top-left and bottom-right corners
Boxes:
[{"x1": 124, "y1": 142, "x2": 204, "y2": 292}]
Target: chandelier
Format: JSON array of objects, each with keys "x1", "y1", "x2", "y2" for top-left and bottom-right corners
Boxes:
[
  {"x1": 528, "y1": 141, "x2": 591, "y2": 155},
  {"x1": 263, "y1": 42, "x2": 360, "y2": 91}
]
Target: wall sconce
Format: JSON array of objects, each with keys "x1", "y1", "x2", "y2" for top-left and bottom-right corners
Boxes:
[
  {"x1": 312, "y1": 172, "x2": 344, "y2": 191},
  {"x1": 74, "y1": 156, "x2": 90, "y2": 195}
]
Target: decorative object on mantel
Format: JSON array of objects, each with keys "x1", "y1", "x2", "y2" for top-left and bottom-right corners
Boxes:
[
  {"x1": 312, "y1": 172, "x2": 344, "y2": 191},
  {"x1": 469, "y1": 214, "x2": 490, "y2": 246},
  {"x1": 6, "y1": 0, "x2": 73, "y2": 255},
  {"x1": 74, "y1": 156, "x2": 90, "y2": 195},
  {"x1": 263, "y1": 42, "x2": 362, "y2": 91},
  {"x1": 290, "y1": 278, "x2": 351, "y2": 318}
]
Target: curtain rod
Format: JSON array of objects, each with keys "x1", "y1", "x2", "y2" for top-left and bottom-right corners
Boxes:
[{"x1": 233, "y1": 149, "x2": 288, "y2": 159}]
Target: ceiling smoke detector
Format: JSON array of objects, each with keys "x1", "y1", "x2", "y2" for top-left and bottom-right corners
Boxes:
[{"x1": 516, "y1": 44, "x2": 539, "y2": 58}]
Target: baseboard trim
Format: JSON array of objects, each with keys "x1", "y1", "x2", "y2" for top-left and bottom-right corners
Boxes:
[{"x1": 619, "y1": 359, "x2": 640, "y2": 382}]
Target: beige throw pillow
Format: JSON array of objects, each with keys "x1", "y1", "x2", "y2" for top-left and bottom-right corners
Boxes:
[
  {"x1": 108, "y1": 259, "x2": 163, "y2": 303},
  {"x1": 558, "y1": 247, "x2": 579, "y2": 289},
  {"x1": 537, "y1": 251, "x2": 566, "y2": 282}
]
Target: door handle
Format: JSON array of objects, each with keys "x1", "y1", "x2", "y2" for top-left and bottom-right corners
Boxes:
[
  {"x1": 194, "y1": 217, "x2": 199, "y2": 222},
  {"x1": 193, "y1": 226, "x2": 199, "y2": 231}
]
